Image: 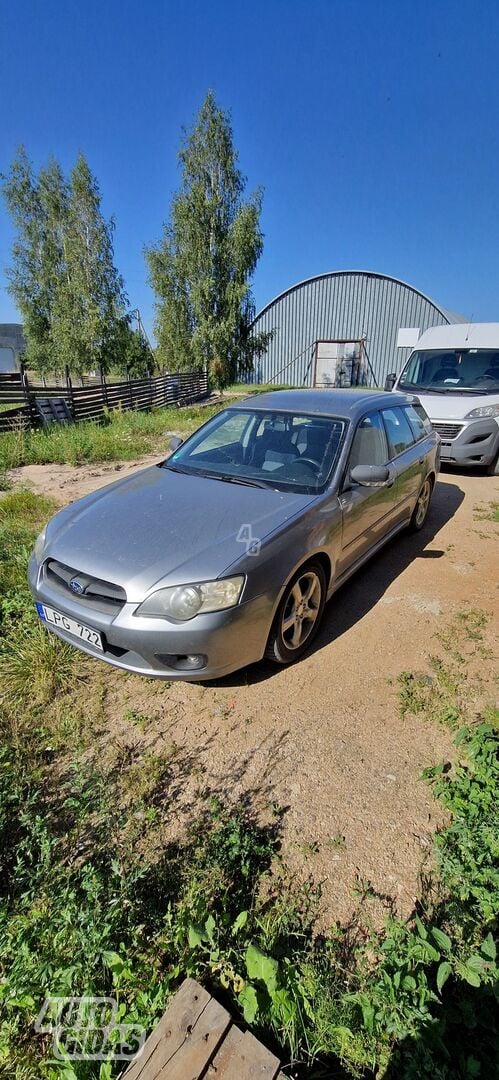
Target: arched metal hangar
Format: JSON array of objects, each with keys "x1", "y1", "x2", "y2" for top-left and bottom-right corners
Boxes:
[{"x1": 249, "y1": 270, "x2": 466, "y2": 388}]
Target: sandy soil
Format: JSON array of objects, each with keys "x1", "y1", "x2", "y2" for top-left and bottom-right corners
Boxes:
[{"x1": 10, "y1": 460, "x2": 498, "y2": 924}]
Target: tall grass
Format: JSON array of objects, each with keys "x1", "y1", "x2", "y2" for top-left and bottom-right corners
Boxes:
[
  {"x1": 0, "y1": 400, "x2": 234, "y2": 470},
  {"x1": 0, "y1": 490, "x2": 77, "y2": 719}
]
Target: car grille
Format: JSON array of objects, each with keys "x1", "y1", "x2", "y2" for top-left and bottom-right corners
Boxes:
[
  {"x1": 44, "y1": 559, "x2": 126, "y2": 613},
  {"x1": 433, "y1": 422, "x2": 463, "y2": 440}
]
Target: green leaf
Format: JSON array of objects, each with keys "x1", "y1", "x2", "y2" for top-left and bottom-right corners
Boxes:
[
  {"x1": 102, "y1": 950, "x2": 124, "y2": 974},
  {"x1": 271, "y1": 988, "x2": 296, "y2": 1023},
  {"x1": 187, "y1": 923, "x2": 206, "y2": 948},
  {"x1": 360, "y1": 1001, "x2": 375, "y2": 1033},
  {"x1": 415, "y1": 915, "x2": 427, "y2": 940},
  {"x1": 232, "y1": 910, "x2": 249, "y2": 935},
  {"x1": 431, "y1": 927, "x2": 452, "y2": 952},
  {"x1": 245, "y1": 944, "x2": 278, "y2": 993},
  {"x1": 465, "y1": 953, "x2": 486, "y2": 974},
  {"x1": 419, "y1": 940, "x2": 440, "y2": 962},
  {"x1": 238, "y1": 984, "x2": 258, "y2": 1023},
  {"x1": 437, "y1": 961, "x2": 452, "y2": 994},
  {"x1": 204, "y1": 914, "x2": 216, "y2": 944},
  {"x1": 455, "y1": 961, "x2": 481, "y2": 987},
  {"x1": 480, "y1": 933, "x2": 496, "y2": 960}
]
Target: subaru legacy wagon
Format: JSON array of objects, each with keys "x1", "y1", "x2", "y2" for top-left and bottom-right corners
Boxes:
[{"x1": 29, "y1": 389, "x2": 439, "y2": 680}]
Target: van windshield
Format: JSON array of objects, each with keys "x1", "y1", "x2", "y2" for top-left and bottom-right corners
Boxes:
[{"x1": 398, "y1": 349, "x2": 499, "y2": 394}]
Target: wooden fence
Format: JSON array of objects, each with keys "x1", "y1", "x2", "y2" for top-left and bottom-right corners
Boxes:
[{"x1": 0, "y1": 367, "x2": 209, "y2": 433}]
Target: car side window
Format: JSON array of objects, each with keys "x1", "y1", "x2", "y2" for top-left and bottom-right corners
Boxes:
[
  {"x1": 405, "y1": 403, "x2": 432, "y2": 438},
  {"x1": 348, "y1": 412, "x2": 388, "y2": 476},
  {"x1": 381, "y1": 407, "x2": 416, "y2": 458}
]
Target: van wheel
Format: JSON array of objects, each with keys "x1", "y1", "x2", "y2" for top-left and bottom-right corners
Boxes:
[
  {"x1": 409, "y1": 478, "x2": 433, "y2": 531},
  {"x1": 265, "y1": 563, "x2": 326, "y2": 665}
]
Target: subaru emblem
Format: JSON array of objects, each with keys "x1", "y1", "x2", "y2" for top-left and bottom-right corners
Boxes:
[{"x1": 69, "y1": 578, "x2": 84, "y2": 595}]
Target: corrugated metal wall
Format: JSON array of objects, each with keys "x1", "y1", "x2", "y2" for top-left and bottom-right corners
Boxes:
[{"x1": 249, "y1": 271, "x2": 463, "y2": 387}]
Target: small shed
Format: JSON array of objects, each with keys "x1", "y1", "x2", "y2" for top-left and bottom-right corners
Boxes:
[{"x1": 0, "y1": 323, "x2": 25, "y2": 373}]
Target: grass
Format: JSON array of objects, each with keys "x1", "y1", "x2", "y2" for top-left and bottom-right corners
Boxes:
[
  {"x1": 0, "y1": 491, "x2": 497, "y2": 1079},
  {"x1": 0, "y1": 399, "x2": 237, "y2": 470},
  {"x1": 473, "y1": 500, "x2": 499, "y2": 523}
]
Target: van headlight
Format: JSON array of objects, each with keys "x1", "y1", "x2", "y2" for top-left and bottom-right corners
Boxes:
[
  {"x1": 465, "y1": 404, "x2": 499, "y2": 418},
  {"x1": 135, "y1": 576, "x2": 245, "y2": 620},
  {"x1": 34, "y1": 526, "x2": 48, "y2": 563}
]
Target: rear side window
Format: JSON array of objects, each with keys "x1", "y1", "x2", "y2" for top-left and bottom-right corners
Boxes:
[
  {"x1": 404, "y1": 404, "x2": 431, "y2": 440},
  {"x1": 381, "y1": 407, "x2": 416, "y2": 457}
]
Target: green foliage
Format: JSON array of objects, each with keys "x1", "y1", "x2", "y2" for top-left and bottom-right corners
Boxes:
[
  {"x1": 0, "y1": 491, "x2": 76, "y2": 715},
  {"x1": 146, "y1": 92, "x2": 271, "y2": 389},
  {"x1": 0, "y1": 399, "x2": 234, "y2": 470},
  {"x1": 2, "y1": 148, "x2": 129, "y2": 377},
  {"x1": 473, "y1": 500, "x2": 499, "y2": 523},
  {"x1": 422, "y1": 719, "x2": 499, "y2": 925},
  {"x1": 0, "y1": 491, "x2": 497, "y2": 1078}
]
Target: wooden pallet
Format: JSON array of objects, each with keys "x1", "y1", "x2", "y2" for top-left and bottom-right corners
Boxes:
[{"x1": 121, "y1": 978, "x2": 285, "y2": 1079}]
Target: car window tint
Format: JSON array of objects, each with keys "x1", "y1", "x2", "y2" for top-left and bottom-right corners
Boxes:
[
  {"x1": 348, "y1": 412, "x2": 388, "y2": 471},
  {"x1": 404, "y1": 404, "x2": 429, "y2": 440},
  {"x1": 381, "y1": 407, "x2": 416, "y2": 457}
]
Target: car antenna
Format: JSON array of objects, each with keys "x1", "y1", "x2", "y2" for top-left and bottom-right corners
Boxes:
[{"x1": 465, "y1": 314, "x2": 474, "y2": 342}]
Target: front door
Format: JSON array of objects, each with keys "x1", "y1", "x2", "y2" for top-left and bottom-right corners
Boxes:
[{"x1": 339, "y1": 411, "x2": 397, "y2": 571}]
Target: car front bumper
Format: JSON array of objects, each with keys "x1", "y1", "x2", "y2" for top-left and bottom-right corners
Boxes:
[
  {"x1": 28, "y1": 555, "x2": 274, "y2": 680},
  {"x1": 432, "y1": 417, "x2": 499, "y2": 467}
]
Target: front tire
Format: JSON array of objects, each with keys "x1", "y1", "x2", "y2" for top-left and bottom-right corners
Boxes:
[
  {"x1": 265, "y1": 562, "x2": 326, "y2": 665},
  {"x1": 409, "y1": 477, "x2": 433, "y2": 532}
]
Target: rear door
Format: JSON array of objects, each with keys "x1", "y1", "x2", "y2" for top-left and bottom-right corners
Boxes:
[{"x1": 380, "y1": 405, "x2": 426, "y2": 524}]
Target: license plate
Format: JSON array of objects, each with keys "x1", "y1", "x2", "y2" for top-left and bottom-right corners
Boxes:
[{"x1": 36, "y1": 603, "x2": 103, "y2": 651}]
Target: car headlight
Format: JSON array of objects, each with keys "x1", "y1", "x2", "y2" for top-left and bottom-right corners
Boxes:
[
  {"x1": 34, "y1": 526, "x2": 48, "y2": 563},
  {"x1": 465, "y1": 404, "x2": 499, "y2": 418},
  {"x1": 135, "y1": 576, "x2": 245, "y2": 620}
]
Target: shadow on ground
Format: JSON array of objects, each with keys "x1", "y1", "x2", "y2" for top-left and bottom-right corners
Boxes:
[{"x1": 210, "y1": 477, "x2": 465, "y2": 689}]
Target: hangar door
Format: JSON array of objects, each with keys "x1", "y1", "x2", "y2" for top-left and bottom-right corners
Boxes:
[{"x1": 313, "y1": 339, "x2": 367, "y2": 388}]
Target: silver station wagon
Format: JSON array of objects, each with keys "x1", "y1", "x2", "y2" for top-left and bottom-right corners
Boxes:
[{"x1": 29, "y1": 389, "x2": 439, "y2": 680}]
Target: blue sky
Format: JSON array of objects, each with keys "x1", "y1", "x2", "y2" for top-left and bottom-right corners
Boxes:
[{"x1": 2, "y1": 0, "x2": 499, "y2": 338}]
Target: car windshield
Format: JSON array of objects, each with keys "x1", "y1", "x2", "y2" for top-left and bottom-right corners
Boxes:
[
  {"x1": 398, "y1": 349, "x2": 499, "y2": 394},
  {"x1": 163, "y1": 408, "x2": 346, "y2": 493}
]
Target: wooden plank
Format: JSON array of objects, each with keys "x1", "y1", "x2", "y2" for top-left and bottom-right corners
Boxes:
[
  {"x1": 122, "y1": 979, "x2": 231, "y2": 1080},
  {"x1": 208, "y1": 1028, "x2": 281, "y2": 1079}
]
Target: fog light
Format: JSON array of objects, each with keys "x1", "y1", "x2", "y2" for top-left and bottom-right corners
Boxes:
[{"x1": 155, "y1": 653, "x2": 207, "y2": 671}]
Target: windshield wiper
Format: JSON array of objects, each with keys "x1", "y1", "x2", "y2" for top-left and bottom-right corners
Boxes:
[
  {"x1": 204, "y1": 473, "x2": 269, "y2": 489},
  {"x1": 162, "y1": 463, "x2": 192, "y2": 474}
]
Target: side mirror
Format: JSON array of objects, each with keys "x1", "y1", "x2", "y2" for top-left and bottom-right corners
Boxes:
[
  {"x1": 350, "y1": 464, "x2": 390, "y2": 487},
  {"x1": 384, "y1": 373, "x2": 396, "y2": 391},
  {"x1": 167, "y1": 435, "x2": 183, "y2": 452}
]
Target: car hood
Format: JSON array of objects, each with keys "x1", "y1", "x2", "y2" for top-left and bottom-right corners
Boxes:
[
  {"x1": 396, "y1": 389, "x2": 499, "y2": 421},
  {"x1": 44, "y1": 465, "x2": 314, "y2": 600}
]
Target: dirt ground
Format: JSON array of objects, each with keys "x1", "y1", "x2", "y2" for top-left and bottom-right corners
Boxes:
[{"x1": 10, "y1": 460, "x2": 498, "y2": 924}]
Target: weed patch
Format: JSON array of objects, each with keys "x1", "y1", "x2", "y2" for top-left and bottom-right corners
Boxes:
[
  {"x1": 0, "y1": 399, "x2": 237, "y2": 470},
  {"x1": 473, "y1": 500, "x2": 499, "y2": 523},
  {"x1": 0, "y1": 495, "x2": 497, "y2": 1078}
]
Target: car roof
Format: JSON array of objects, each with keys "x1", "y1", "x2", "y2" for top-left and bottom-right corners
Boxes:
[{"x1": 230, "y1": 388, "x2": 414, "y2": 419}]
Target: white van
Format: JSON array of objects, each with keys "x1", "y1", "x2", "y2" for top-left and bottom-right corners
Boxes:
[{"x1": 386, "y1": 323, "x2": 499, "y2": 475}]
